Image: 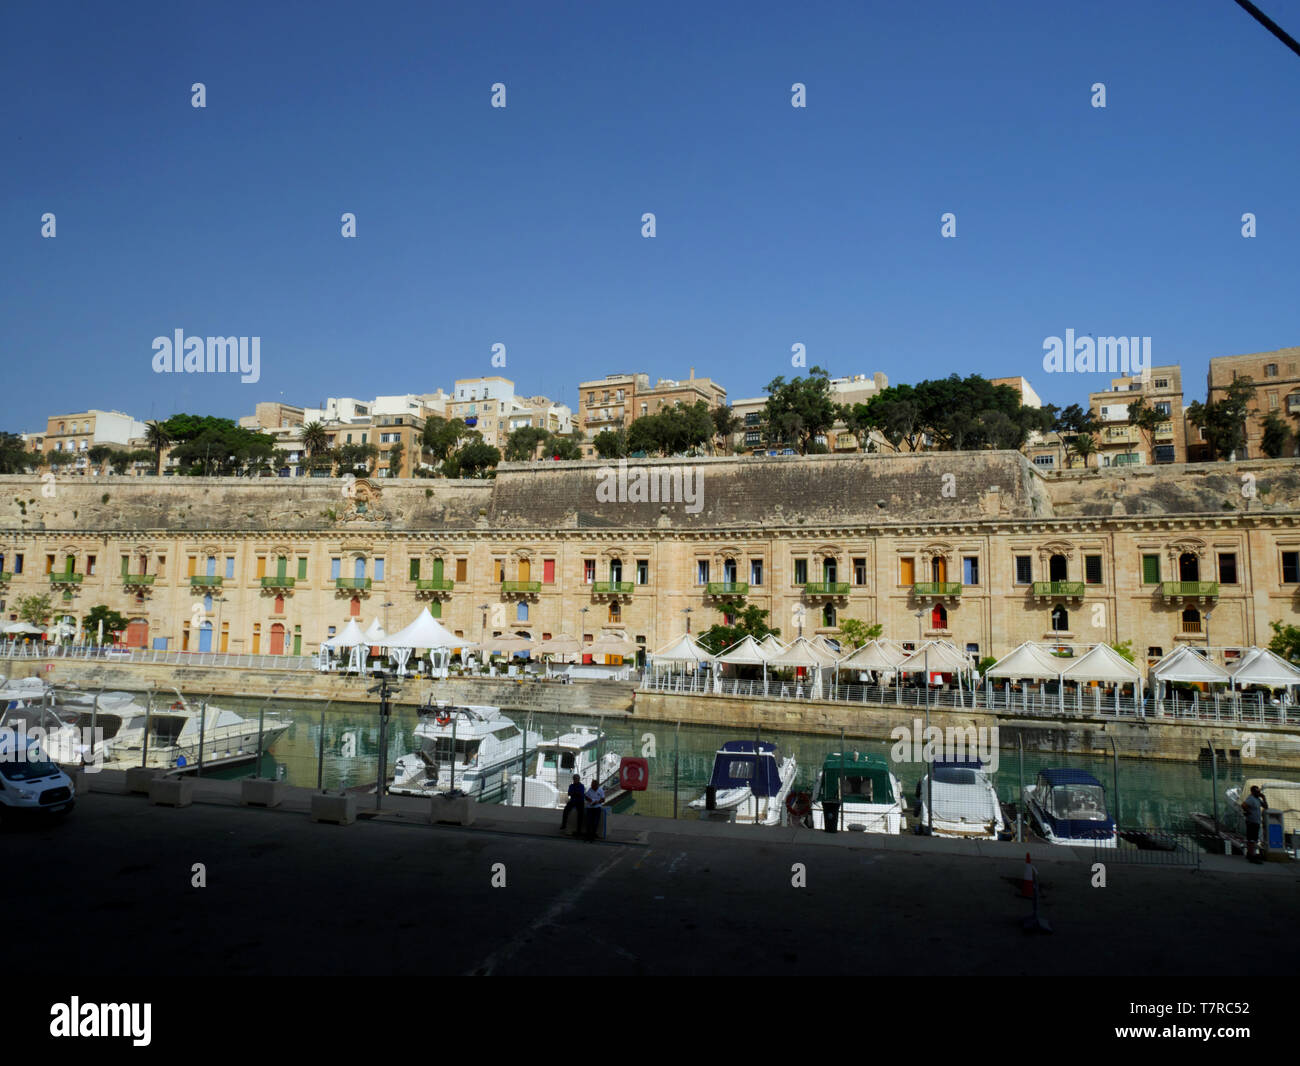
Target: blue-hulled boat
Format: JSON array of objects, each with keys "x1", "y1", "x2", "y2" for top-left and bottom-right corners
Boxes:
[
  {"x1": 688, "y1": 740, "x2": 797, "y2": 825},
  {"x1": 1022, "y1": 767, "x2": 1116, "y2": 847}
]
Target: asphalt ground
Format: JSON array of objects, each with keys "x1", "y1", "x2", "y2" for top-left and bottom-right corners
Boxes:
[{"x1": 5, "y1": 777, "x2": 1297, "y2": 979}]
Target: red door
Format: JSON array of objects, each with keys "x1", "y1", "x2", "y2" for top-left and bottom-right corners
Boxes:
[
  {"x1": 124, "y1": 619, "x2": 149, "y2": 648},
  {"x1": 270, "y1": 623, "x2": 286, "y2": 655}
]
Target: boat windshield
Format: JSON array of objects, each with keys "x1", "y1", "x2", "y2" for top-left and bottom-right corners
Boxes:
[
  {"x1": 1050, "y1": 784, "x2": 1107, "y2": 820},
  {"x1": 426, "y1": 738, "x2": 481, "y2": 765},
  {"x1": 934, "y1": 767, "x2": 979, "y2": 785},
  {"x1": 840, "y1": 774, "x2": 875, "y2": 799}
]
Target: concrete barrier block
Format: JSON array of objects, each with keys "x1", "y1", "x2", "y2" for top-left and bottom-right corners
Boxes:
[
  {"x1": 311, "y1": 791, "x2": 356, "y2": 825},
  {"x1": 72, "y1": 770, "x2": 91, "y2": 795},
  {"x1": 240, "y1": 777, "x2": 286, "y2": 808},
  {"x1": 125, "y1": 767, "x2": 163, "y2": 794},
  {"x1": 148, "y1": 776, "x2": 194, "y2": 808},
  {"x1": 431, "y1": 793, "x2": 475, "y2": 826}
]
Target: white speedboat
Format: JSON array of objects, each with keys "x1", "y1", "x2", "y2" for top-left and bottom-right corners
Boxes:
[
  {"x1": 915, "y1": 759, "x2": 1008, "y2": 839},
  {"x1": 688, "y1": 740, "x2": 797, "y2": 826},
  {"x1": 1022, "y1": 768, "x2": 1116, "y2": 847},
  {"x1": 391, "y1": 701, "x2": 541, "y2": 803},
  {"x1": 804, "y1": 751, "x2": 905, "y2": 834},
  {"x1": 508, "y1": 726, "x2": 622, "y2": 808}
]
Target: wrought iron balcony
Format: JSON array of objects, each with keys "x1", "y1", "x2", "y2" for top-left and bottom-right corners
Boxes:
[
  {"x1": 502, "y1": 580, "x2": 541, "y2": 595},
  {"x1": 913, "y1": 581, "x2": 962, "y2": 598},
  {"x1": 1161, "y1": 580, "x2": 1218, "y2": 601},
  {"x1": 261, "y1": 575, "x2": 296, "y2": 589},
  {"x1": 335, "y1": 577, "x2": 372, "y2": 590},
  {"x1": 190, "y1": 575, "x2": 224, "y2": 588},
  {"x1": 123, "y1": 573, "x2": 156, "y2": 587},
  {"x1": 592, "y1": 581, "x2": 634, "y2": 595},
  {"x1": 803, "y1": 581, "x2": 850, "y2": 596},
  {"x1": 49, "y1": 572, "x2": 84, "y2": 585},
  {"x1": 415, "y1": 577, "x2": 455, "y2": 592},
  {"x1": 705, "y1": 581, "x2": 748, "y2": 597},
  {"x1": 1031, "y1": 581, "x2": 1085, "y2": 600}
]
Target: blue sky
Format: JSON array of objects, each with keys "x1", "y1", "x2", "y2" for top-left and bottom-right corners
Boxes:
[{"x1": 2, "y1": 0, "x2": 1297, "y2": 431}]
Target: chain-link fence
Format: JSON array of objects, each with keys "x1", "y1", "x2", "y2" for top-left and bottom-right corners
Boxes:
[{"x1": 8, "y1": 683, "x2": 1290, "y2": 864}]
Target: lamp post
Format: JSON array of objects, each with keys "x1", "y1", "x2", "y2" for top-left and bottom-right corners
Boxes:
[
  {"x1": 915, "y1": 608, "x2": 932, "y2": 835},
  {"x1": 382, "y1": 600, "x2": 393, "y2": 633},
  {"x1": 479, "y1": 604, "x2": 489, "y2": 668},
  {"x1": 1204, "y1": 610, "x2": 1213, "y2": 661}
]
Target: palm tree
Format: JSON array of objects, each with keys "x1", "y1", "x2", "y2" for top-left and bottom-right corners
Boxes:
[
  {"x1": 302, "y1": 421, "x2": 329, "y2": 458},
  {"x1": 1072, "y1": 433, "x2": 1097, "y2": 469},
  {"x1": 145, "y1": 421, "x2": 172, "y2": 476}
]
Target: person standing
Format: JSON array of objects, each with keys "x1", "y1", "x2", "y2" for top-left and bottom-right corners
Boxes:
[
  {"x1": 1242, "y1": 785, "x2": 1268, "y2": 864},
  {"x1": 561, "y1": 773, "x2": 584, "y2": 833},
  {"x1": 583, "y1": 777, "x2": 606, "y2": 840}
]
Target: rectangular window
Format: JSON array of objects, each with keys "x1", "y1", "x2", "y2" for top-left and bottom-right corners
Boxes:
[
  {"x1": 45, "y1": 554, "x2": 55, "y2": 575},
  {"x1": 187, "y1": 556, "x2": 197, "y2": 577},
  {"x1": 429, "y1": 600, "x2": 442, "y2": 618},
  {"x1": 1218, "y1": 553, "x2": 1237, "y2": 585},
  {"x1": 331, "y1": 557, "x2": 341, "y2": 580},
  {"x1": 793, "y1": 558, "x2": 807, "y2": 585},
  {"x1": 121, "y1": 554, "x2": 129, "y2": 576},
  {"x1": 543, "y1": 559, "x2": 556, "y2": 584},
  {"x1": 297, "y1": 557, "x2": 307, "y2": 580},
  {"x1": 900, "y1": 557, "x2": 915, "y2": 585},
  {"x1": 374, "y1": 558, "x2": 385, "y2": 582},
  {"x1": 584, "y1": 560, "x2": 596, "y2": 584},
  {"x1": 226, "y1": 557, "x2": 236, "y2": 579},
  {"x1": 1142, "y1": 554, "x2": 1161, "y2": 584},
  {"x1": 636, "y1": 560, "x2": 649, "y2": 584},
  {"x1": 409, "y1": 558, "x2": 420, "y2": 580},
  {"x1": 455, "y1": 558, "x2": 467, "y2": 582},
  {"x1": 256, "y1": 556, "x2": 267, "y2": 579},
  {"x1": 853, "y1": 557, "x2": 867, "y2": 585},
  {"x1": 696, "y1": 560, "x2": 710, "y2": 585},
  {"x1": 1282, "y1": 552, "x2": 1300, "y2": 584},
  {"x1": 962, "y1": 556, "x2": 979, "y2": 585},
  {"x1": 14, "y1": 554, "x2": 21, "y2": 574},
  {"x1": 749, "y1": 559, "x2": 762, "y2": 586},
  {"x1": 1084, "y1": 555, "x2": 1103, "y2": 584},
  {"x1": 493, "y1": 558, "x2": 505, "y2": 583},
  {"x1": 86, "y1": 555, "x2": 96, "y2": 576},
  {"x1": 1014, "y1": 556, "x2": 1032, "y2": 585}
]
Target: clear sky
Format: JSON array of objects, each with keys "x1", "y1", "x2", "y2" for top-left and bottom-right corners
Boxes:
[{"x1": 2, "y1": 0, "x2": 1297, "y2": 432}]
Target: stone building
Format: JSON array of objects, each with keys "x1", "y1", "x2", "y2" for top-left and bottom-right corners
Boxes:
[
  {"x1": 2, "y1": 453, "x2": 1299, "y2": 667},
  {"x1": 1206, "y1": 346, "x2": 1300, "y2": 459}
]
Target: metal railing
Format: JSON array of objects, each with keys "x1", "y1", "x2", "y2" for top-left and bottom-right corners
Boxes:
[
  {"x1": 260, "y1": 576, "x2": 296, "y2": 588},
  {"x1": 592, "y1": 581, "x2": 634, "y2": 594},
  {"x1": 190, "y1": 575, "x2": 224, "y2": 587},
  {"x1": 0, "y1": 642, "x2": 316, "y2": 671},
  {"x1": 122, "y1": 573, "x2": 156, "y2": 586},
  {"x1": 414, "y1": 578, "x2": 454, "y2": 591},
  {"x1": 1162, "y1": 581, "x2": 1219, "y2": 597},
  {"x1": 501, "y1": 580, "x2": 541, "y2": 594},
  {"x1": 1032, "y1": 581, "x2": 1085, "y2": 597},
  {"x1": 637, "y1": 672, "x2": 1300, "y2": 724},
  {"x1": 803, "y1": 581, "x2": 850, "y2": 595},
  {"x1": 705, "y1": 581, "x2": 748, "y2": 596},
  {"x1": 48, "y1": 572, "x2": 84, "y2": 584},
  {"x1": 913, "y1": 582, "x2": 962, "y2": 596},
  {"x1": 335, "y1": 577, "x2": 372, "y2": 590}
]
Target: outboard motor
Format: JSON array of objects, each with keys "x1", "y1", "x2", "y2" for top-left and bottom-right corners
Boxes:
[{"x1": 705, "y1": 785, "x2": 717, "y2": 811}]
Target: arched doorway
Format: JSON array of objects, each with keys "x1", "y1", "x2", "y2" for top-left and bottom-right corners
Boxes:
[
  {"x1": 197, "y1": 620, "x2": 213, "y2": 652},
  {"x1": 1049, "y1": 554, "x2": 1068, "y2": 582},
  {"x1": 931, "y1": 557, "x2": 947, "y2": 582},
  {"x1": 270, "y1": 623, "x2": 286, "y2": 655},
  {"x1": 1179, "y1": 553, "x2": 1199, "y2": 582},
  {"x1": 1051, "y1": 605, "x2": 1069, "y2": 632},
  {"x1": 931, "y1": 603, "x2": 947, "y2": 629}
]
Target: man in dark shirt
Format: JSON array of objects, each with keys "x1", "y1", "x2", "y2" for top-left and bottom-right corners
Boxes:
[{"x1": 562, "y1": 774, "x2": 585, "y2": 834}]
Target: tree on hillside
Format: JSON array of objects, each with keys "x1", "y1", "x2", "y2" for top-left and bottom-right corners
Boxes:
[
  {"x1": 0, "y1": 432, "x2": 35, "y2": 474},
  {"x1": 420, "y1": 417, "x2": 472, "y2": 473},
  {"x1": 546, "y1": 433, "x2": 583, "y2": 461},
  {"x1": 1126, "y1": 397, "x2": 1163, "y2": 463},
  {"x1": 592, "y1": 428, "x2": 628, "y2": 460},
  {"x1": 386, "y1": 440, "x2": 405, "y2": 477},
  {"x1": 449, "y1": 440, "x2": 500, "y2": 479},
  {"x1": 1186, "y1": 377, "x2": 1253, "y2": 460},
  {"x1": 711, "y1": 406, "x2": 741, "y2": 455},
  {"x1": 504, "y1": 426, "x2": 550, "y2": 462},
  {"x1": 762, "y1": 368, "x2": 837, "y2": 454},
  {"x1": 1052, "y1": 404, "x2": 1101, "y2": 469},
  {"x1": 302, "y1": 421, "x2": 330, "y2": 459},
  {"x1": 145, "y1": 420, "x2": 173, "y2": 475},
  {"x1": 1261, "y1": 411, "x2": 1290, "y2": 459}
]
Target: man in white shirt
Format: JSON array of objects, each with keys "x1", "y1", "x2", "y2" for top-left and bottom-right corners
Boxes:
[{"x1": 583, "y1": 778, "x2": 606, "y2": 840}]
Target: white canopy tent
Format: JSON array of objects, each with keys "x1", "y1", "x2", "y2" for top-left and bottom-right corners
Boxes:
[
  {"x1": 765, "y1": 636, "x2": 837, "y2": 696},
  {"x1": 1151, "y1": 645, "x2": 1231, "y2": 684},
  {"x1": 896, "y1": 640, "x2": 977, "y2": 707},
  {"x1": 837, "y1": 640, "x2": 907, "y2": 672},
  {"x1": 361, "y1": 618, "x2": 388, "y2": 646},
  {"x1": 322, "y1": 618, "x2": 371, "y2": 674},
  {"x1": 586, "y1": 631, "x2": 638, "y2": 658},
  {"x1": 1230, "y1": 647, "x2": 1300, "y2": 690},
  {"x1": 985, "y1": 642, "x2": 1065, "y2": 680},
  {"x1": 759, "y1": 634, "x2": 787, "y2": 658},
  {"x1": 2, "y1": 622, "x2": 44, "y2": 636},
  {"x1": 645, "y1": 634, "x2": 714, "y2": 687},
  {"x1": 714, "y1": 634, "x2": 776, "y2": 692},
  {"x1": 385, "y1": 608, "x2": 474, "y2": 677}
]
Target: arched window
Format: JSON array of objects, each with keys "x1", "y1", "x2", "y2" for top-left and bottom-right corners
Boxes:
[
  {"x1": 609, "y1": 601, "x2": 621, "y2": 623},
  {"x1": 1051, "y1": 605, "x2": 1069, "y2": 632},
  {"x1": 1049, "y1": 554, "x2": 1068, "y2": 582},
  {"x1": 349, "y1": 596, "x2": 361, "y2": 618},
  {"x1": 1179, "y1": 553, "x2": 1200, "y2": 582},
  {"x1": 823, "y1": 604, "x2": 837, "y2": 628},
  {"x1": 931, "y1": 604, "x2": 947, "y2": 629},
  {"x1": 1181, "y1": 607, "x2": 1201, "y2": 634},
  {"x1": 274, "y1": 594, "x2": 285, "y2": 613}
]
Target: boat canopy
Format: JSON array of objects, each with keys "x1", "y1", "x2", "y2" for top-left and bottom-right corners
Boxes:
[
  {"x1": 1038, "y1": 767, "x2": 1105, "y2": 789},
  {"x1": 820, "y1": 751, "x2": 895, "y2": 804},
  {"x1": 708, "y1": 741, "x2": 783, "y2": 796}
]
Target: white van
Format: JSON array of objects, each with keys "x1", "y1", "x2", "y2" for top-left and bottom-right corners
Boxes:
[{"x1": 0, "y1": 728, "x2": 75, "y2": 821}]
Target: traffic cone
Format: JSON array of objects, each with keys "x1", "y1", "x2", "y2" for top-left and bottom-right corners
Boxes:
[{"x1": 1020, "y1": 852, "x2": 1035, "y2": 898}]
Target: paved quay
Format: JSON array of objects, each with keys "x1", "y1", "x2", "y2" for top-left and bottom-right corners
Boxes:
[{"x1": 11, "y1": 773, "x2": 1298, "y2": 977}]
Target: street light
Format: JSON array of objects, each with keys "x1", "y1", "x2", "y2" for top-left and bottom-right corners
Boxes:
[
  {"x1": 382, "y1": 600, "x2": 393, "y2": 633},
  {"x1": 682, "y1": 606, "x2": 692, "y2": 634},
  {"x1": 479, "y1": 604, "x2": 489, "y2": 666},
  {"x1": 1204, "y1": 610, "x2": 1213, "y2": 660}
]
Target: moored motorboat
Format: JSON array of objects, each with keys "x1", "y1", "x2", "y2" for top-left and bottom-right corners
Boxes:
[
  {"x1": 391, "y1": 701, "x2": 541, "y2": 803},
  {"x1": 688, "y1": 740, "x2": 797, "y2": 826},
  {"x1": 1022, "y1": 768, "x2": 1116, "y2": 847},
  {"x1": 915, "y1": 758, "x2": 1008, "y2": 839},
  {"x1": 803, "y1": 751, "x2": 904, "y2": 834},
  {"x1": 508, "y1": 726, "x2": 622, "y2": 808}
]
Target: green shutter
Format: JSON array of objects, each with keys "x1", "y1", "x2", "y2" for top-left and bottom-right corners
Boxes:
[
  {"x1": 298, "y1": 557, "x2": 307, "y2": 580},
  {"x1": 1142, "y1": 555, "x2": 1160, "y2": 584},
  {"x1": 432, "y1": 558, "x2": 443, "y2": 581},
  {"x1": 430, "y1": 600, "x2": 442, "y2": 619},
  {"x1": 409, "y1": 558, "x2": 420, "y2": 580},
  {"x1": 277, "y1": 556, "x2": 287, "y2": 579},
  {"x1": 121, "y1": 555, "x2": 129, "y2": 577}
]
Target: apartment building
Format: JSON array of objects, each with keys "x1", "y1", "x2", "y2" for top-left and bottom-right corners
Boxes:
[
  {"x1": 1088, "y1": 365, "x2": 1185, "y2": 467},
  {"x1": 1206, "y1": 346, "x2": 1300, "y2": 459},
  {"x1": 41, "y1": 410, "x2": 149, "y2": 470}
]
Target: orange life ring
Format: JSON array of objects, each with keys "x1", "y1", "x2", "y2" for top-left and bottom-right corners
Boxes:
[
  {"x1": 786, "y1": 791, "x2": 812, "y2": 818},
  {"x1": 435, "y1": 715, "x2": 452, "y2": 726}
]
